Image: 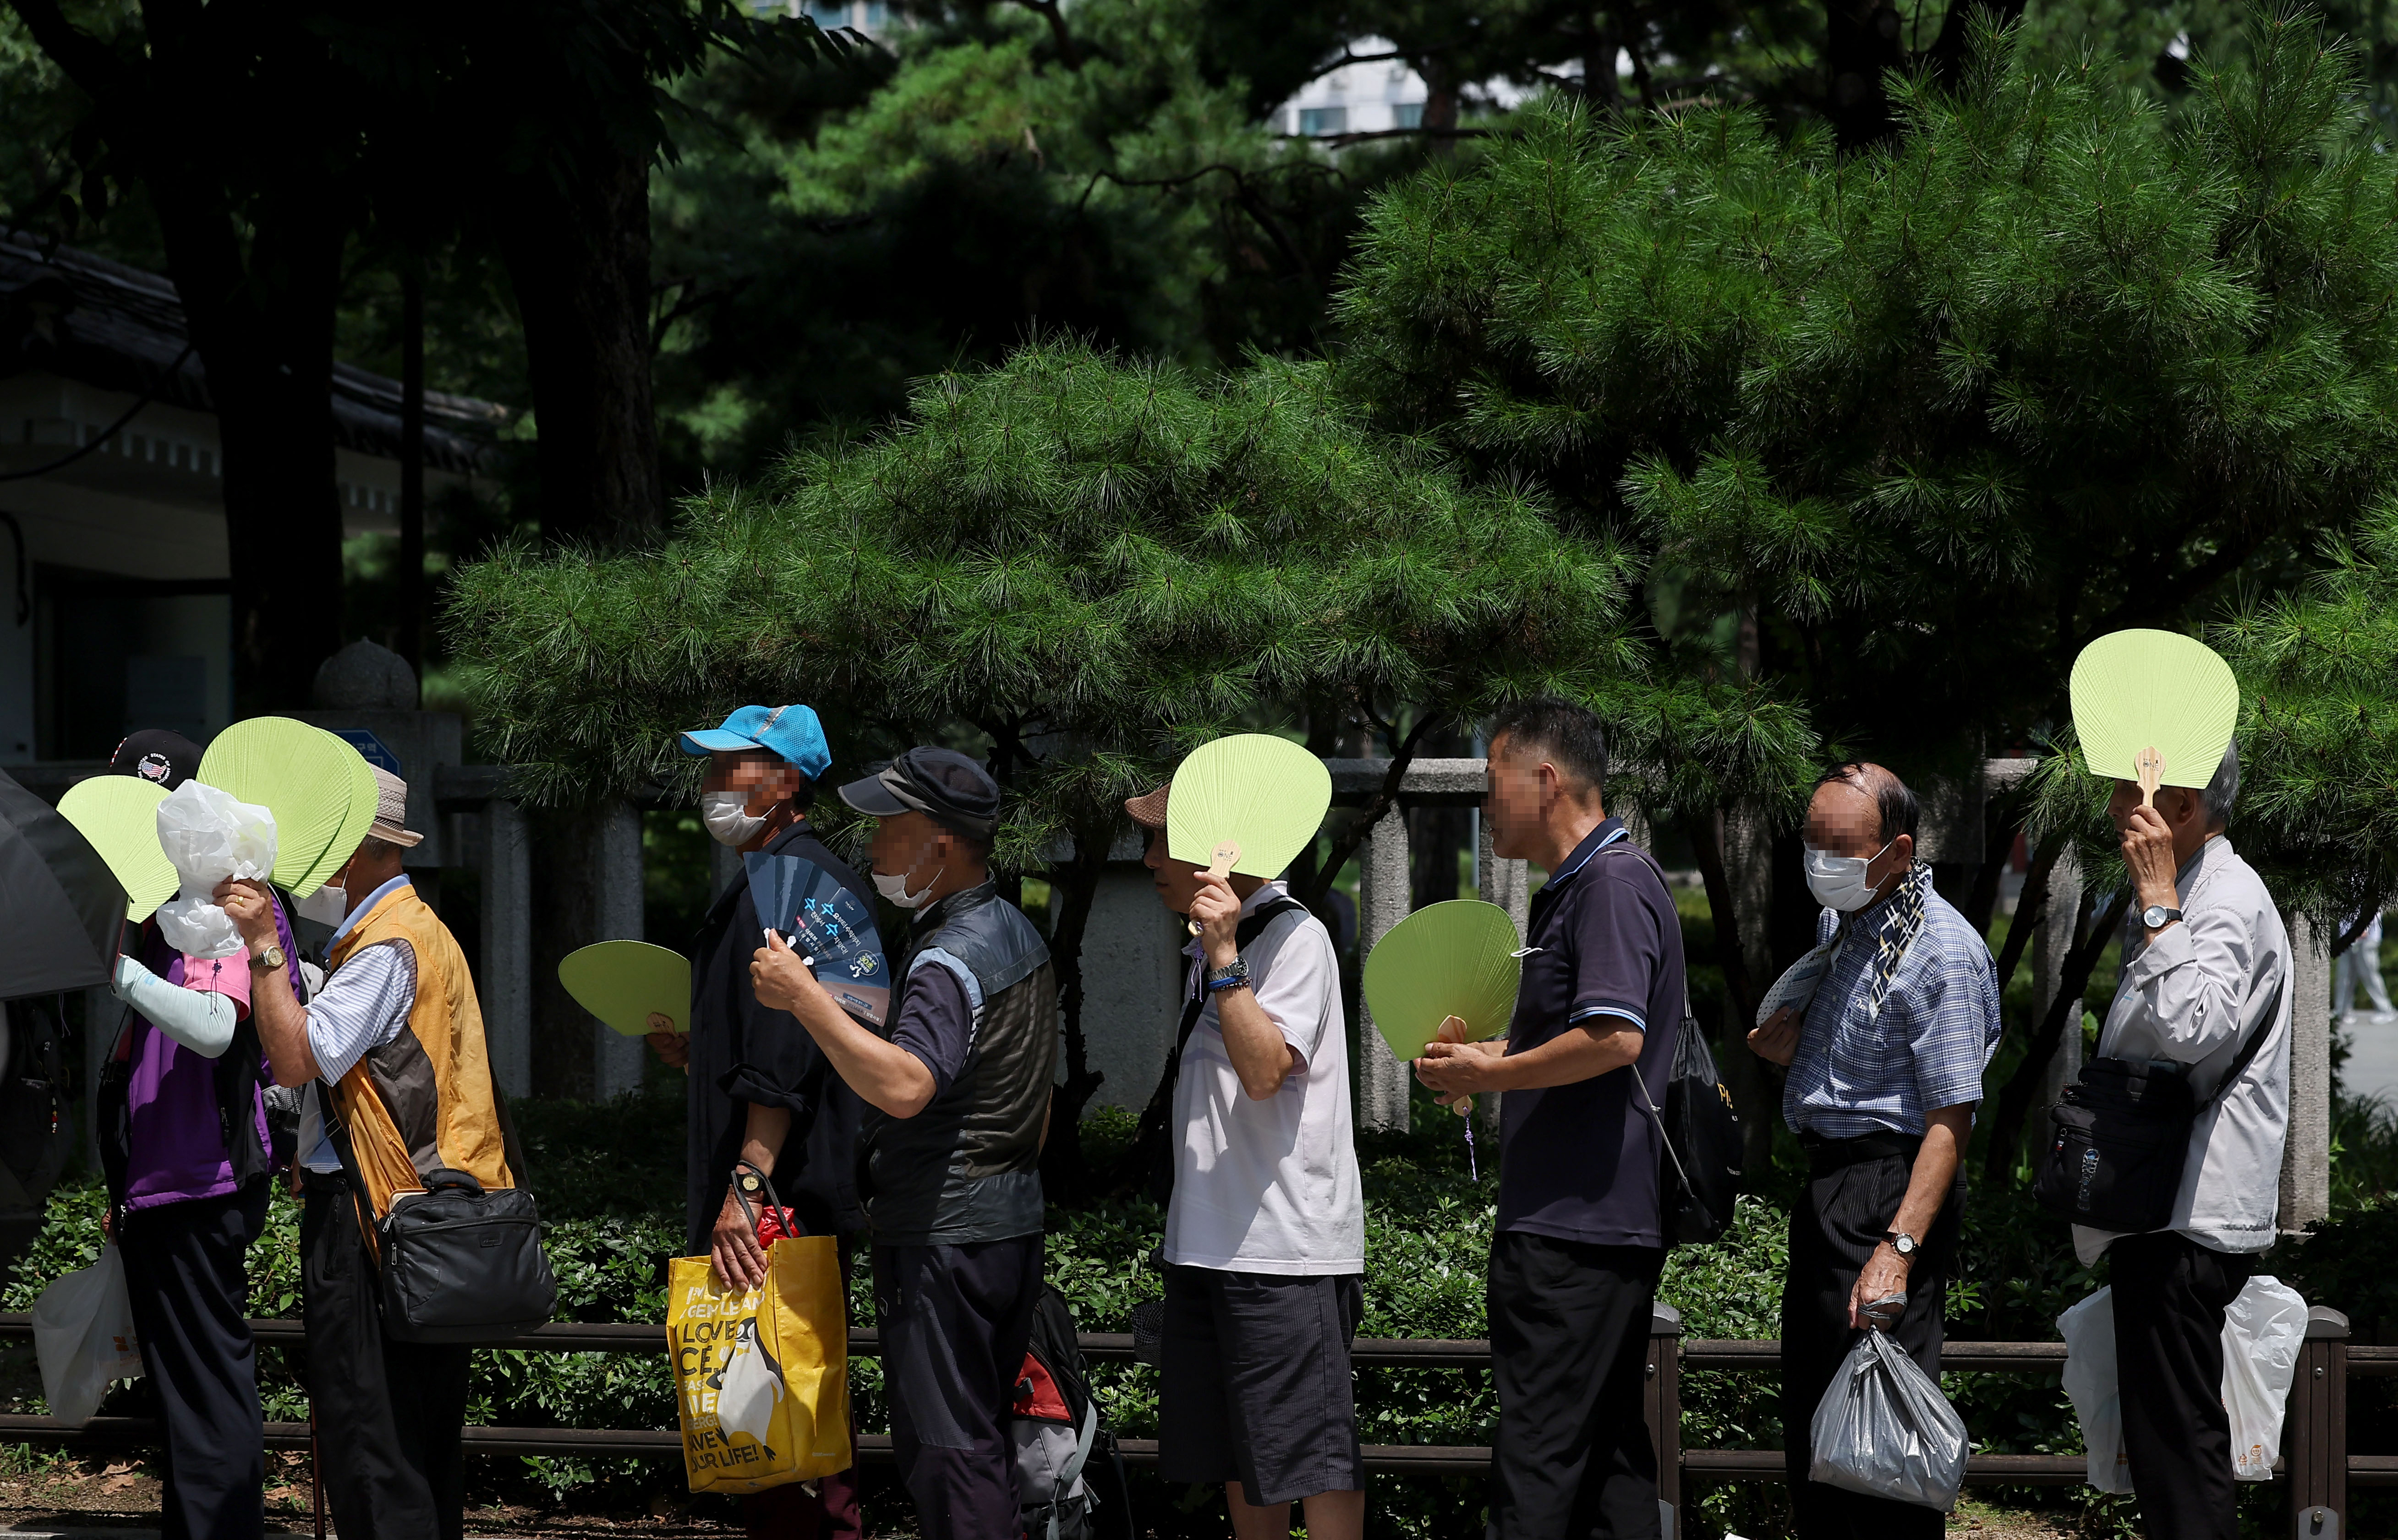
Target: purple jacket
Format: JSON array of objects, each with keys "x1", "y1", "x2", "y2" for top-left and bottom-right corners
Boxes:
[{"x1": 119, "y1": 902, "x2": 294, "y2": 1210}]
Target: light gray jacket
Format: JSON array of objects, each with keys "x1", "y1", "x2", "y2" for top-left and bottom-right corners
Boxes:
[{"x1": 2073, "y1": 836, "x2": 2292, "y2": 1264}]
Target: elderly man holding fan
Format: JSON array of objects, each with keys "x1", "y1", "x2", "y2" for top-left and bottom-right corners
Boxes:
[{"x1": 2037, "y1": 630, "x2": 2292, "y2": 1540}]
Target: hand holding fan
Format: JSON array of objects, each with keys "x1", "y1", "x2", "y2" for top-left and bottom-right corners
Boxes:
[
  {"x1": 1362, "y1": 900, "x2": 1523, "y2": 1174},
  {"x1": 560, "y1": 941, "x2": 692, "y2": 1036},
  {"x1": 745, "y1": 852, "x2": 891, "y2": 1026},
  {"x1": 2069, "y1": 630, "x2": 2241, "y2": 806},
  {"x1": 1165, "y1": 734, "x2": 1333, "y2": 936},
  {"x1": 197, "y1": 718, "x2": 380, "y2": 896},
  {"x1": 58, "y1": 776, "x2": 178, "y2": 923}
]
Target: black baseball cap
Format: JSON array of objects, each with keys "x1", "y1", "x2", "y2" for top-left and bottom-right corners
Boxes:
[
  {"x1": 110, "y1": 729, "x2": 201, "y2": 791},
  {"x1": 837, "y1": 747, "x2": 1000, "y2": 839}
]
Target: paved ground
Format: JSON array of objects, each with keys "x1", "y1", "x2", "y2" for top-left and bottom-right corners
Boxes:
[{"x1": 2342, "y1": 1009, "x2": 2398, "y2": 1116}]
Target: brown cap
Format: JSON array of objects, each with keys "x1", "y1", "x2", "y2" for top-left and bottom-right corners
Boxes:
[{"x1": 1123, "y1": 783, "x2": 1170, "y2": 830}]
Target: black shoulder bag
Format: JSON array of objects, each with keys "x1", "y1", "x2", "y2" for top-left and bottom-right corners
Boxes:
[
  {"x1": 2033, "y1": 972, "x2": 2282, "y2": 1233},
  {"x1": 327, "y1": 1059, "x2": 558, "y2": 1344}
]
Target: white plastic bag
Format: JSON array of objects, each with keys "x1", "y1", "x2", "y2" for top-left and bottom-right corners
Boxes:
[
  {"x1": 31, "y1": 1244, "x2": 143, "y2": 1426},
  {"x1": 1809, "y1": 1327, "x2": 1969, "y2": 1511},
  {"x1": 2057, "y1": 1287, "x2": 2133, "y2": 1493},
  {"x1": 2222, "y1": 1275, "x2": 2309, "y2": 1482},
  {"x1": 152, "y1": 780, "x2": 276, "y2": 959}
]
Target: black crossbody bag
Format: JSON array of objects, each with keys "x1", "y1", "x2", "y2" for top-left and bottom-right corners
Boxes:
[
  {"x1": 2032, "y1": 973, "x2": 2281, "y2": 1234},
  {"x1": 325, "y1": 1061, "x2": 557, "y2": 1344}
]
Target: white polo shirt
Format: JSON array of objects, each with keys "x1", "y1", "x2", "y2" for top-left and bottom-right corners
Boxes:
[{"x1": 1164, "y1": 881, "x2": 1364, "y2": 1276}]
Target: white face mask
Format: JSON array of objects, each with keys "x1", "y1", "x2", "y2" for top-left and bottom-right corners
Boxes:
[
  {"x1": 1804, "y1": 839, "x2": 1894, "y2": 913},
  {"x1": 296, "y1": 880, "x2": 347, "y2": 928},
  {"x1": 873, "y1": 862, "x2": 944, "y2": 911},
  {"x1": 701, "y1": 790, "x2": 769, "y2": 848}
]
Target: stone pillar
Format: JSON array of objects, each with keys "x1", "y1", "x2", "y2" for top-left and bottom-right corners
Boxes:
[
  {"x1": 2282, "y1": 910, "x2": 2333, "y2": 1235},
  {"x1": 2035, "y1": 849, "x2": 2086, "y2": 1107},
  {"x1": 591, "y1": 801, "x2": 647, "y2": 1101},
  {"x1": 1076, "y1": 866, "x2": 1189, "y2": 1112},
  {"x1": 1357, "y1": 803, "x2": 1412, "y2": 1132},
  {"x1": 481, "y1": 800, "x2": 533, "y2": 1099},
  {"x1": 1475, "y1": 820, "x2": 1530, "y2": 1137}
]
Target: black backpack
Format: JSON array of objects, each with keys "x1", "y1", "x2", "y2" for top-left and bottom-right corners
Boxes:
[
  {"x1": 1635, "y1": 1007, "x2": 1744, "y2": 1244},
  {"x1": 1596, "y1": 843, "x2": 1743, "y2": 1244},
  {"x1": 1012, "y1": 1286, "x2": 1132, "y2": 1540}
]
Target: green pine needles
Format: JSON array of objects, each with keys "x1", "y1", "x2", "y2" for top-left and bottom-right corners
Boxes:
[
  {"x1": 449, "y1": 342, "x2": 1813, "y2": 845},
  {"x1": 1336, "y1": 10, "x2": 2398, "y2": 779}
]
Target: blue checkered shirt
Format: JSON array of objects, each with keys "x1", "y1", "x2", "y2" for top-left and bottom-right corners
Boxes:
[{"x1": 1781, "y1": 885, "x2": 2003, "y2": 1138}]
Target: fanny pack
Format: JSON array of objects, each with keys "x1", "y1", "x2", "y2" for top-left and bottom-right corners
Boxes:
[{"x1": 2032, "y1": 974, "x2": 2280, "y2": 1234}]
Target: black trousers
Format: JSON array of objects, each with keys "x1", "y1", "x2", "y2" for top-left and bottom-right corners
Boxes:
[
  {"x1": 873, "y1": 1235, "x2": 1044, "y2": 1540},
  {"x1": 1486, "y1": 1229, "x2": 1667, "y2": 1540},
  {"x1": 1779, "y1": 1143, "x2": 1963, "y2": 1540},
  {"x1": 302, "y1": 1175, "x2": 471, "y2": 1540},
  {"x1": 119, "y1": 1183, "x2": 270, "y2": 1540},
  {"x1": 2110, "y1": 1231, "x2": 2251, "y2": 1540}
]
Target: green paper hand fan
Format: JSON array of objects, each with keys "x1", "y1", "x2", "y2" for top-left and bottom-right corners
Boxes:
[
  {"x1": 1361, "y1": 900, "x2": 1523, "y2": 1062},
  {"x1": 198, "y1": 718, "x2": 380, "y2": 896},
  {"x1": 1165, "y1": 734, "x2": 1332, "y2": 880},
  {"x1": 559, "y1": 941, "x2": 692, "y2": 1036},
  {"x1": 2069, "y1": 629, "x2": 2241, "y2": 798},
  {"x1": 57, "y1": 776, "x2": 177, "y2": 921}
]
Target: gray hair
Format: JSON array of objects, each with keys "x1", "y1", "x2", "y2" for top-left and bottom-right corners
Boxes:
[{"x1": 2201, "y1": 740, "x2": 2241, "y2": 828}]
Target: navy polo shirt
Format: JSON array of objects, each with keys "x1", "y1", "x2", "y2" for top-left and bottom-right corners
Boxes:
[{"x1": 1496, "y1": 818, "x2": 1685, "y2": 1249}]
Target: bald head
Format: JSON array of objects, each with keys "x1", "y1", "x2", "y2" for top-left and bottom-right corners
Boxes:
[{"x1": 1805, "y1": 763, "x2": 1917, "y2": 906}]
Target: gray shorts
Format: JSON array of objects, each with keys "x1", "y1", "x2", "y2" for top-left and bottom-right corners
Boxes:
[{"x1": 1157, "y1": 1264, "x2": 1363, "y2": 1505}]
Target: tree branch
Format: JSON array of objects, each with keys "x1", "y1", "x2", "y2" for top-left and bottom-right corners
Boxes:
[
  {"x1": 4, "y1": 0, "x2": 129, "y2": 102},
  {"x1": 1010, "y1": 0, "x2": 1080, "y2": 69},
  {"x1": 1988, "y1": 831, "x2": 2063, "y2": 991},
  {"x1": 1983, "y1": 885, "x2": 2132, "y2": 1180},
  {"x1": 2077, "y1": 515, "x2": 2288, "y2": 648},
  {"x1": 1300, "y1": 707, "x2": 1447, "y2": 911}
]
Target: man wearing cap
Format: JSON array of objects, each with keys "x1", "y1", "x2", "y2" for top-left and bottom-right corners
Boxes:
[
  {"x1": 654, "y1": 704, "x2": 874, "y2": 1540},
  {"x1": 749, "y1": 748, "x2": 1056, "y2": 1540},
  {"x1": 218, "y1": 766, "x2": 525, "y2": 1540},
  {"x1": 98, "y1": 731, "x2": 291, "y2": 1540},
  {"x1": 1126, "y1": 780, "x2": 1365, "y2": 1540}
]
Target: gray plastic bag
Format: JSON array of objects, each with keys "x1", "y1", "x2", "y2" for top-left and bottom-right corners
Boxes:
[{"x1": 1808, "y1": 1327, "x2": 1969, "y2": 1511}]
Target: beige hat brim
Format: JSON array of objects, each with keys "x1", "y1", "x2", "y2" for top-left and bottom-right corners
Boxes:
[{"x1": 369, "y1": 818, "x2": 424, "y2": 848}]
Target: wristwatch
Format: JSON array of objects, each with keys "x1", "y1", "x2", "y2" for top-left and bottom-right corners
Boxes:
[
  {"x1": 1882, "y1": 1229, "x2": 1919, "y2": 1259},
  {"x1": 248, "y1": 944, "x2": 287, "y2": 973},
  {"x1": 2141, "y1": 905, "x2": 2184, "y2": 930},
  {"x1": 1205, "y1": 957, "x2": 1252, "y2": 995},
  {"x1": 734, "y1": 1167, "x2": 767, "y2": 1201}
]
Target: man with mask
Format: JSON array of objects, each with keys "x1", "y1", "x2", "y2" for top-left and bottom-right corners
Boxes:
[
  {"x1": 750, "y1": 748, "x2": 1055, "y2": 1540},
  {"x1": 216, "y1": 765, "x2": 520, "y2": 1540},
  {"x1": 648, "y1": 703, "x2": 872, "y2": 1540},
  {"x1": 1746, "y1": 763, "x2": 2001, "y2": 1540}
]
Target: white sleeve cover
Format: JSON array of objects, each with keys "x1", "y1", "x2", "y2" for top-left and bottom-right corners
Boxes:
[{"x1": 111, "y1": 955, "x2": 237, "y2": 1059}]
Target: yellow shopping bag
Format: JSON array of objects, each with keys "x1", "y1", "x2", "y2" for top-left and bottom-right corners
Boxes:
[{"x1": 667, "y1": 1236, "x2": 851, "y2": 1493}]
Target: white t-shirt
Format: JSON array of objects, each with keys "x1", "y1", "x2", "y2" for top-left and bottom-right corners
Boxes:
[{"x1": 1164, "y1": 882, "x2": 1364, "y2": 1276}]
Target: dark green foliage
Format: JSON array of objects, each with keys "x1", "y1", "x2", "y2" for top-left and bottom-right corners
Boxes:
[
  {"x1": 449, "y1": 339, "x2": 1815, "y2": 828},
  {"x1": 1335, "y1": 13, "x2": 2398, "y2": 793}
]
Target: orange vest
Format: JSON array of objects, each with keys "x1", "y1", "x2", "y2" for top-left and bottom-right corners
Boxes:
[{"x1": 326, "y1": 885, "x2": 516, "y2": 1221}]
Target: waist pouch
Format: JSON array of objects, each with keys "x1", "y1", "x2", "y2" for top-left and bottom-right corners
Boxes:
[
  {"x1": 376, "y1": 1170, "x2": 557, "y2": 1343},
  {"x1": 2034, "y1": 977, "x2": 2278, "y2": 1233}
]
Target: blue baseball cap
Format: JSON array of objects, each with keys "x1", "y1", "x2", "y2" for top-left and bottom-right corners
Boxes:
[{"x1": 677, "y1": 704, "x2": 833, "y2": 781}]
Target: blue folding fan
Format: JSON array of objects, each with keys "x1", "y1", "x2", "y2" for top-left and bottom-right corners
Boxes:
[{"x1": 743, "y1": 851, "x2": 891, "y2": 1026}]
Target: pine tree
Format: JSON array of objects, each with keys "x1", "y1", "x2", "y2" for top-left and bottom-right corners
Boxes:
[
  {"x1": 1334, "y1": 10, "x2": 2398, "y2": 1022},
  {"x1": 447, "y1": 339, "x2": 1817, "y2": 1184}
]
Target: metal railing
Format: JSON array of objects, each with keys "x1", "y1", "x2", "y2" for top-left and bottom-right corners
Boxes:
[{"x1": 0, "y1": 1305, "x2": 2375, "y2": 1534}]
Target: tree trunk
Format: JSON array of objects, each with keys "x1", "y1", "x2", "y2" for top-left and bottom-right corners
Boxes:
[
  {"x1": 147, "y1": 156, "x2": 348, "y2": 713},
  {"x1": 1039, "y1": 839, "x2": 1109, "y2": 1204},
  {"x1": 492, "y1": 147, "x2": 664, "y2": 548},
  {"x1": 1686, "y1": 805, "x2": 1778, "y2": 1176},
  {"x1": 1824, "y1": 0, "x2": 1907, "y2": 149}
]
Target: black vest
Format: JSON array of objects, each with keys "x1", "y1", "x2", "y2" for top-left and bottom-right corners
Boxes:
[{"x1": 861, "y1": 881, "x2": 1056, "y2": 1245}]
